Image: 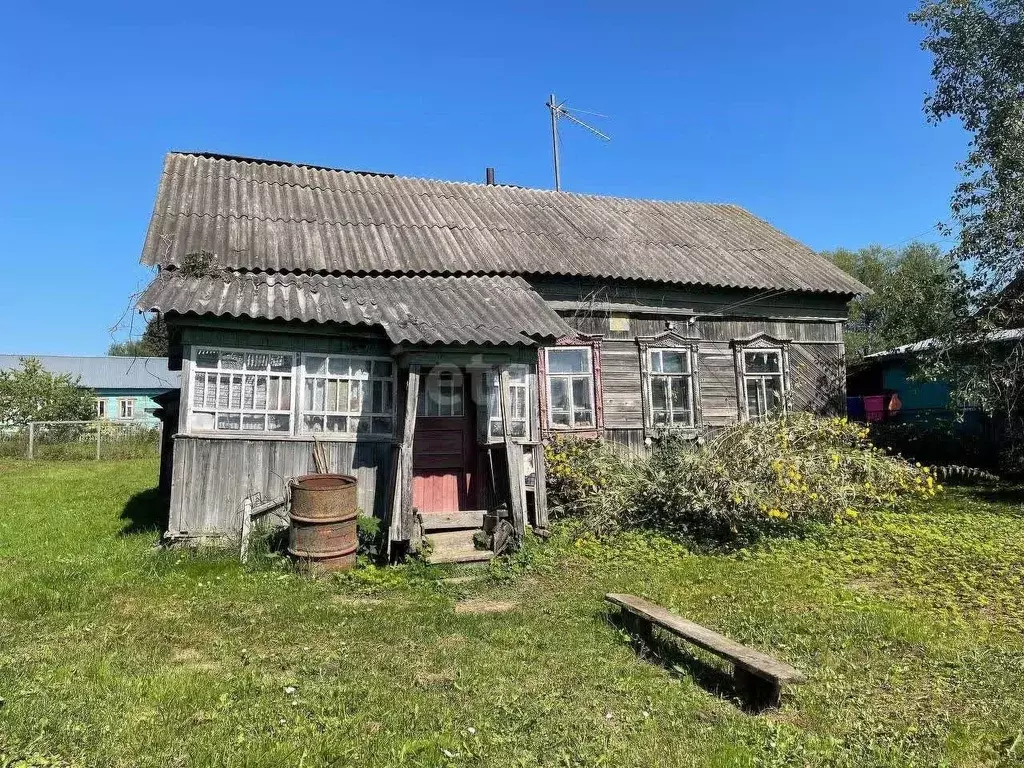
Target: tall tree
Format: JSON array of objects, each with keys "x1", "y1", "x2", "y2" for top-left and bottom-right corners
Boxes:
[
  {"x1": 912, "y1": 1, "x2": 1024, "y2": 469},
  {"x1": 108, "y1": 315, "x2": 169, "y2": 357},
  {"x1": 0, "y1": 358, "x2": 96, "y2": 426},
  {"x1": 824, "y1": 242, "x2": 966, "y2": 361}
]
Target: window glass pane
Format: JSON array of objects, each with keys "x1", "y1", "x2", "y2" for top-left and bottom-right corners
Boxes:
[
  {"x1": 651, "y1": 377, "x2": 668, "y2": 411},
  {"x1": 217, "y1": 413, "x2": 241, "y2": 431},
  {"x1": 280, "y1": 379, "x2": 292, "y2": 410},
  {"x1": 304, "y1": 415, "x2": 324, "y2": 432},
  {"x1": 245, "y1": 353, "x2": 269, "y2": 371},
  {"x1": 661, "y1": 351, "x2": 688, "y2": 374},
  {"x1": 745, "y1": 351, "x2": 780, "y2": 374},
  {"x1": 268, "y1": 414, "x2": 290, "y2": 432},
  {"x1": 193, "y1": 372, "x2": 207, "y2": 404},
  {"x1": 371, "y1": 417, "x2": 393, "y2": 434},
  {"x1": 650, "y1": 350, "x2": 663, "y2": 373},
  {"x1": 328, "y1": 357, "x2": 349, "y2": 376},
  {"x1": 509, "y1": 421, "x2": 526, "y2": 437},
  {"x1": 216, "y1": 374, "x2": 231, "y2": 408},
  {"x1": 192, "y1": 411, "x2": 215, "y2": 431},
  {"x1": 350, "y1": 359, "x2": 370, "y2": 378},
  {"x1": 304, "y1": 378, "x2": 315, "y2": 411},
  {"x1": 766, "y1": 377, "x2": 784, "y2": 414},
  {"x1": 196, "y1": 349, "x2": 219, "y2": 369},
  {"x1": 221, "y1": 351, "x2": 244, "y2": 370},
  {"x1": 670, "y1": 378, "x2": 688, "y2": 410},
  {"x1": 325, "y1": 379, "x2": 338, "y2": 411},
  {"x1": 326, "y1": 415, "x2": 348, "y2": 433},
  {"x1": 355, "y1": 417, "x2": 371, "y2": 434},
  {"x1": 548, "y1": 348, "x2": 589, "y2": 374},
  {"x1": 572, "y1": 377, "x2": 593, "y2": 411},
  {"x1": 653, "y1": 410, "x2": 668, "y2": 425},
  {"x1": 746, "y1": 378, "x2": 763, "y2": 418},
  {"x1": 242, "y1": 414, "x2": 265, "y2": 431},
  {"x1": 573, "y1": 409, "x2": 594, "y2": 427},
  {"x1": 306, "y1": 355, "x2": 327, "y2": 375},
  {"x1": 268, "y1": 377, "x2": 280, "y2": 410},
  {"x1": 549, "y1": 378, "x2": 570, "y2": 412},
  {"x1": 672, "y1": 408, "x2": 692, "y2": 425},
  {"x1": 314, "y1": 379, "x2": 326, "y2": 411},
  {"x1": 269, "y1": 353, "x2": 292, "y2": 373},
  {"x1": 551, "y1": 411, "x2": 571, "y2": 427},
  {"x1": 372, "y1": 360, "x2": 393, "y2": 378}
]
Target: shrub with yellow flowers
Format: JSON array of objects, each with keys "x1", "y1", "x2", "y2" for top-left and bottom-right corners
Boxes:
[{"x1": 545, "y1": 414, "x2": 939, "y2": 544}]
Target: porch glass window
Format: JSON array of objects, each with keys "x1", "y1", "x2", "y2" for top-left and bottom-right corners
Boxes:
[
  {"x1": 190, "y1": 348, "x2": 294, "y2": 433},
  {"x1": 545, "y1": 347, "x2": 595, "y2": 429},
  {"x1": 96, "y1": 398, "x2": 107, "y2": 418},
  {"x1": 301, "y1": 355, "x2": 395, "y2": 436},
  {"x1": 648, "y1": 349, "x2": 694, "y2": 427},
  {"x1": 742, "y1": 349, "x2": 785, "y2": 421},
  {"x1": 488, "y1": 367, "x2": 529, "y2": 438},
  {"x1": 418, "y1": 370, "x2": 464, "y2": 417}
]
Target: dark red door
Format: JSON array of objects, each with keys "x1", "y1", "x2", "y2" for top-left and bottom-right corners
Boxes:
[{"x1": 412, "y1": 371, "x2": 475, "y2": 513}]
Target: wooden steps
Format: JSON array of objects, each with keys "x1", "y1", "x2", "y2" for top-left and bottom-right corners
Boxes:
[{"x1": 419, "y1": 513, "x2": 492, "y2": 565}]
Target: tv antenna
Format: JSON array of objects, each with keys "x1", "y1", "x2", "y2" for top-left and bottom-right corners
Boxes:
[{"x1": 546, "y1": 93, "x2": 611, "y2": 191}]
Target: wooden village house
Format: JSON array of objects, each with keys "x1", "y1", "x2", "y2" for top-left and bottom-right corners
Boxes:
[{"x1": 137, "y1": 152, "x2": 867, "y2": 561}]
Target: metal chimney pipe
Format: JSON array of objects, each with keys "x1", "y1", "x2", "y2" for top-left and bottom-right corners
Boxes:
[{"x1": 485, "y1": 167, "x2": 495, "y2": 185}]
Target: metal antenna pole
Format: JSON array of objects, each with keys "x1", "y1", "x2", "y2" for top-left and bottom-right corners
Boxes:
[{"x1": 548, "y1": 93, "x2": 561, "y2": 191}]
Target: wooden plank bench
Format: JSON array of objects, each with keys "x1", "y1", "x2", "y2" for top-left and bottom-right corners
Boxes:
[{"x1": 606, "y1": 593, "x2": 806, "y2": 708}]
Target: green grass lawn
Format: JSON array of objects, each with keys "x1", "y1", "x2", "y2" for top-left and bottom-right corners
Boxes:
[{"x1": 0, "y1": 460, "x2": 1022, "y2": 767}]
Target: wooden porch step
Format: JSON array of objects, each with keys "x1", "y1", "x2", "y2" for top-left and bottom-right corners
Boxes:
[
  {"x1": 424, "y1": 529, "x2": 493, "y2": 565},
  {"x1": 419, "y1": 510, "x2": 486, "y2": 532}
]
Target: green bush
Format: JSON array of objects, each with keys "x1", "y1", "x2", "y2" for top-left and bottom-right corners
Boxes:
[{"x1": 545, "y1": 414, "x2": 939, "y2": 545}]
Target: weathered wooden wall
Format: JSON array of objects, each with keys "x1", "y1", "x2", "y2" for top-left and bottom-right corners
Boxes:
[
  {"x1": 167, "y1": 436, "x2": 394, "y2": 538},
  {"x1": 533, "y1": 277, "x2": 850, "y2": 441}
]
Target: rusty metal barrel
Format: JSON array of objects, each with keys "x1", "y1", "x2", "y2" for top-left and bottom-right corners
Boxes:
[{"x1": 288, "y1": 474, "x2": 358, "y2": 572}]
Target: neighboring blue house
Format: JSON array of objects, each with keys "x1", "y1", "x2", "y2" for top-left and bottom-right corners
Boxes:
[{"x1": 0, "y1": 355, "x2": 180, "y2": 428}]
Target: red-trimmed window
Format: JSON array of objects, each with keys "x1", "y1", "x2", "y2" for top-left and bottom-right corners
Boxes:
[{"x1": 539, "y1": 338, "x2": 604, "y2": 432}]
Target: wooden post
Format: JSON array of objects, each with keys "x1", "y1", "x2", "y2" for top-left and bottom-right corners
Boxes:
[
  {"x1": 532, "y1": 443, "x2": 549, "y2": 528},
  {"x1": 240, "y1": 497, "x2": 253, "y2": 564},
  {"x1": 399, "y1": 365, "x2": 421, "y2": 547},
  {"x1": 27, "y1": 422, "x2": 34, "y2": 460},
  {"x1": 499, "y1": 367, "x2": 526, "y2": 544}
]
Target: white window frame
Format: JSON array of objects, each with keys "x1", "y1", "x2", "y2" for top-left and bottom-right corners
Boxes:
[
  {"x1": 118, "y1": 398, "x2": 135, "y2": 419},
  {"x1": 96, "y1": 398, "x2": 107, "y2": 418},
  {"x1": 487, "y1": 366, "x2": 531, "y2": 440},
  {"x1": 188, "y1": 346, "x2": 297, "y2": 435},
  {"x1": 740, "y1": 347, "x2": 786, "y2": 422},
  {"x1": 646, "y1": 347, "x2": 696, "y2": 429},
  {"x1": 544, "y1": 346, "x2": 596, "y2": 430},
  {"x1": 300, "y1": 353, "x2": 397, "y2": 438}
]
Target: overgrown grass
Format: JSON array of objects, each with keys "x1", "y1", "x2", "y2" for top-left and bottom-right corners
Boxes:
[{"x1": 0, "y1": 460, "x2": 1022, "y2": 766}]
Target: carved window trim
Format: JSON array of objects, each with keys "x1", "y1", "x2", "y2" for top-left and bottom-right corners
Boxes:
[
  {"x1": 537, "y1": 334, "x2": 604, "y2": 438},
  {"x1": 637, "y1": 330, "x2": 702, "y2": 435},
  {"x1": 730, "y1": 333, "x2": 792, "y2": 422}
]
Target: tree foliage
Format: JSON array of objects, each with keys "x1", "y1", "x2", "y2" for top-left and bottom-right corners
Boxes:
[
  {"x1": 0, "y1": 358, "x2": 96, "y2": 426},
  {"x1": 824, "y1": 242, "x2": 967, "y2": 361},
  {"x1": 108, "y1": 315, "x2": 169, "y2": 357}
]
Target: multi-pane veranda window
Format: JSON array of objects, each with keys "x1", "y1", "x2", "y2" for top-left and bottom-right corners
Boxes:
[
  {"x1": 545, "y1": 347, "x2": 594, "y2": 428},
  {"x1": 418, "y1": 369, "x2": 464, "y2": 417},
  {"x1": 191, "y1": 349, "x2": 294, "y2": 433},
  {"x1": 303, "y1": 355, "x2": 395, "y2": 436},
  {"x1": 488, "y1": 368, "x2": 529, "y2": 438},
  {"x1": 648, "y1": 349, "x2": 693, "y2": 427},
  {"x1": 742, "y1": 349, "x2": 785, "y2": 421}
]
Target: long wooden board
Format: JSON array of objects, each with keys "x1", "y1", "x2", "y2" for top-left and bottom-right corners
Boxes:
[{"x1": 606, "y1": 593, "x2": 805, "y2": 684}]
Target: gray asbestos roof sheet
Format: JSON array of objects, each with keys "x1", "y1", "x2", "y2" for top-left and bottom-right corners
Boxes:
[
  {"x1": 0, "y1": 355, "x2": 180, "y2": 390},
  {"x1": 138, "y1": 271, "x2": 573, "y2": 346},
  {"x1": 139, "y1": 152, "x2": 868, "y2": 296}
]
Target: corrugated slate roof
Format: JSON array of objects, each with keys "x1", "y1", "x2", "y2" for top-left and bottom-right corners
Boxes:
[
  {"x1": 138, "y1": 271, "x2": 572, "y2": 346},
  {"x1": 0, "y1": 355, "x2": 180, "y2": 390},
  {"x1": 140, "y1": 152, "x2": 867, "y2": 296}
]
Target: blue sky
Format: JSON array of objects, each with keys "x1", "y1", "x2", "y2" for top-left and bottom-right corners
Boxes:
[{"x1": 0, "y1": 1, "x2": 966, "y2": 355}]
